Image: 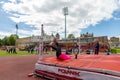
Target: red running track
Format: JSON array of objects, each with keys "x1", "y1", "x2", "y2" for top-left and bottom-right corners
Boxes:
[{"x1": 0, "y1": 55, "x2": 47, "y2": 80}]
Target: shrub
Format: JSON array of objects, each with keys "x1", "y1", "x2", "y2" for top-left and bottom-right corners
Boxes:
[{"x1": 110, "y1": 48, "x2": 117, "y2": 53}]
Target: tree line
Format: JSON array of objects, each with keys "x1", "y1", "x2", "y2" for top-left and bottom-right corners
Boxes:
[{"x1": 0, "y1": 34, "x2": 18, "y2": 46}]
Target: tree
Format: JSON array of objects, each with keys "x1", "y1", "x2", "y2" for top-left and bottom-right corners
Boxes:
[
  {"x1": 56, "y1": 33, "x2": 60, "y2": 39},
  {"x1": 13, "y1": 34, "x2": 19, "y2": 39},
  {"x1": 8, "y1": 35, "x2": 16, "y2": 45},
  {"x1": 0, "y1": 39, "x2": 3, "y2": 46},
  {"x1": 1, "y1": 34, "x2": 19, "y2": 46},
  {"x1": 2, "y1": 36, "x2": 9, "y2": 45},
  {"x1": 67, "y1": 34, "x2": 75, "y2": 39},
  {"x1": 51, "y1": 33, "x2": 54, "y2": 37}
]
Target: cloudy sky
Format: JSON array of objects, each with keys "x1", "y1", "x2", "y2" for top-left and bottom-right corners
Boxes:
[{"x1": 0, "y1": 0, "x2": 120, "y2": 39}]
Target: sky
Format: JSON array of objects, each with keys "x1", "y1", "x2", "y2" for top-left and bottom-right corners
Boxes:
[{"x1": 0, "y1": 0, "x2": 120, "y2": 39}]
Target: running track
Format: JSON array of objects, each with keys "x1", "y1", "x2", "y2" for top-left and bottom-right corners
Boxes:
[{"x1": 0, "y1": 55, "x2": 44, "y2": 80}]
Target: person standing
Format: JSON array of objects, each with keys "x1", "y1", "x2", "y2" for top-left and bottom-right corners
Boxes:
[
  {"x1": 106, "y1": 42, "x2": 110, "y2": 55},
  {"x1": 94, "y1": 41, "x2": 99, "y2": 55},
  {"x1": 13, "y1": 46, "x2": 17, "y2": 54},
  {"x1": 72, "y1": 43, "x2": 79, "y2": 59}
]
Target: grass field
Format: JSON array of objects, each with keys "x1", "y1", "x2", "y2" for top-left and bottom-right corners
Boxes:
[
  {"x1": 0, "y1": 50, "x2": 37, "y2": 56},
  {"x1": 0, "y1": 49, "x2": 119, "y2": 56},
  {"x1": 0, "y1": 50, "x2": 55, "y2": 56},
  {"x1": 110, "y1": 48, "x2": 120, "y2": 54}
]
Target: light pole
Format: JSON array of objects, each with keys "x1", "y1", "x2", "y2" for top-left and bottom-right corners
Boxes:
[
  {"x1": 63, "y1": 7, "x2": 68, "y2": 39},
  {"x1": 15, "y1": 24, "x2": 18, "y2": 46},
  {"x1": 16, "y1": 24, "x2": 18, "y2": 37}
]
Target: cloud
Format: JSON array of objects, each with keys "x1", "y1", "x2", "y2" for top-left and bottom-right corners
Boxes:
[
  {"x1": 0, "y1": 31, "x2": 14, "y2": 38},
  {"x1": 1, "y1": 0, "x2": 120, "y2": 38},
  {"x1": 113, "y1": 17, "x2": 120, "y2": 20},
  {"x1": 0, "y1": 28, "x2": 32, "y2": 39}
]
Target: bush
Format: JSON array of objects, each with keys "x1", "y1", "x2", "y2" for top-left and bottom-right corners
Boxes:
[{"x1": 110, "y1": 48, "x2": 117, "y2": 53}]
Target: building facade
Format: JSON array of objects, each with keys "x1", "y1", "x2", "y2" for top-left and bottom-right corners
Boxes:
[
  {"x1": 16, "y1": 35, "x2": 54, "y2": 50},
  {"x1": 16, "y1": 32, "x2": 109, "y2": 52},
  {"x1": 109, "y1": 37, "x2": 120, "y2": 48}
]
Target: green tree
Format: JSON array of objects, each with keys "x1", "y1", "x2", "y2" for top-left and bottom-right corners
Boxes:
[
  {"x1": 13, "y1": 34, "x2": 19, "y2": 39},
  {"x1": 2, "y1": 36, "x2": 9, "y2": 45},
  {"x1": 51, "y1": 33, "x2": 54, "y2": 37},
  {"x1": 1, "y1": 34, "x2": 19, "y2": 46},
  {"x1": 8, "y1": 35, "x2": 16, "y2": 45},
  {"x1": 0, "y1": 39, "x2": 3, "y2": 46},
  {"x1": 67, "y1": 34, "x2": 75, "y2": 39}
]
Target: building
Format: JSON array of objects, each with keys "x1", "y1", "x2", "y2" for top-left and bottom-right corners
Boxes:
[
  {"x1": 109, "y1": 37, "x2": 119, "y2": 48},
  {"x1": 80, "y1": 32, "x2": 94, "y2": 44},
  {"x1": 16, "y1": 32, "x2": 109, "y2": 52},
  {"x1": 80, "y1": 32, "x2": 108, "y2": 44},
  {"x1": 58, "y1": 32, "x2": 108, "y2": 52},
  {"x1": 16, "y1": 37, "x2": 31, "y2": 50},
  {"x1": 79, "y1": 32, "x2": 108, "y2": 51},
  {"x1": 16, "y1": 35, "x2": 54, "y2": 50}
]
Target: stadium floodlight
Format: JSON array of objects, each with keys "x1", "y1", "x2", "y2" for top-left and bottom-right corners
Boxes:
[{"x1": 63, "y1": 7, "x2": 68, "y2": 39}]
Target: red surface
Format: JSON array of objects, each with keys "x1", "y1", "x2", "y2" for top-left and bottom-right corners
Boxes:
[
  {"x1": 0, "y1": 55, "x2": 47, "y2": 80},
  {"x1": 41, "y1": 54, "x2": 120, "y2": 72}
]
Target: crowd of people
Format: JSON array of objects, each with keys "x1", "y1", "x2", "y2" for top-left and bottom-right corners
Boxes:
[{"x1": 6, "y1": 46, "x2": 17, "y2": 54}]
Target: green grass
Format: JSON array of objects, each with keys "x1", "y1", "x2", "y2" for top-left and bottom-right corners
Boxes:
[
  {"x1": 0, "y1": 50, "x2": 36, "y2": 56},
  {"x1": 110, "y1": 48, "x2": 120, "y2": 54},
  {"x1": 116, "y1": 48, "x2": 120, "y2": 54},
  {"x1": 0, "y1": 50, "x2": 56, "y2": 56}
]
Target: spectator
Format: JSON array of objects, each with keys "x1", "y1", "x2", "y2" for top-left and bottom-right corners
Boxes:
[
  {"x1": 94, "y1": 41, "x2": 99, "y2": 55},
  {"x1": 13, "y1": 46, "x2": 17, "y2": 54},
  {"x1": 30, "y1": 47, "x2": 34, "y2": 54},
  {"x1": 6, "y1": 47, "x2": 10, "y2": 53},
  {"x1": 72, "y1": 43, "x2": 79, "y2": 59},
  {"x1": 9, "y1": 47, "x2": 13, "y2": 53},
  {"x1": 106, "y1": 43, "x2": 110, "y2": 55}
]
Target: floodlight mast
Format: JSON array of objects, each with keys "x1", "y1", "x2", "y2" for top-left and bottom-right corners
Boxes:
[
  {"x1": 15, "y1": 24, "x2": 18, "y2": 45},
  {"x1": 63, "y1": 7, "x2": 68, "y2": 39},
  {"x1": 38, "y1": 24, "x2": 44, "y2": 60},
  {"x1": 16, "y1": 24, "x2": 18, "y2": 36}
]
